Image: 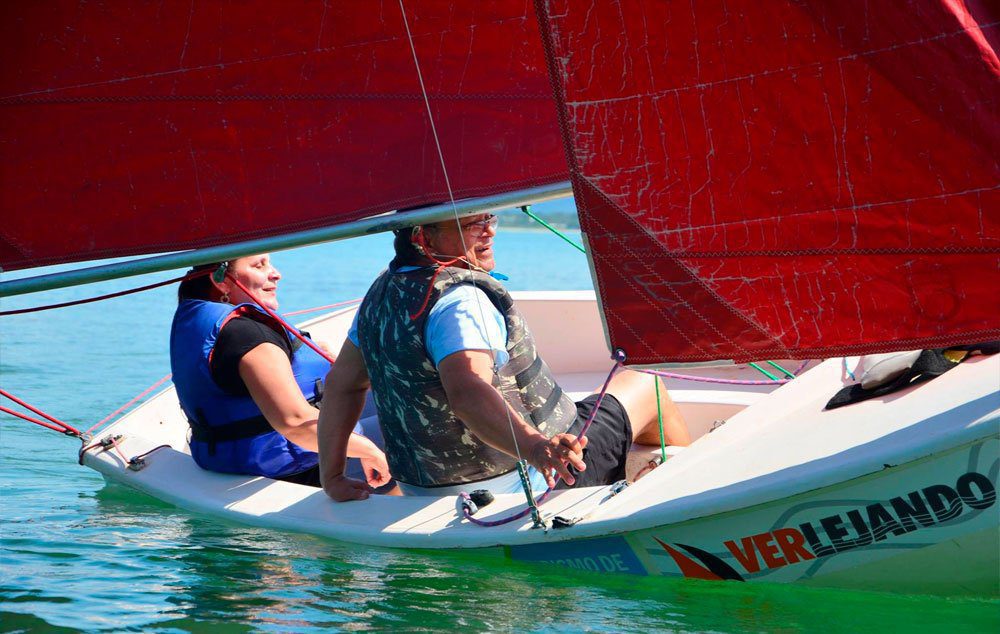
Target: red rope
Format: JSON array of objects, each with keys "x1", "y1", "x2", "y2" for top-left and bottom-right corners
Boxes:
[
  {"x1": 109, "y1": 435, "x2": 129, "y2": 463},
  {"x1": 0, "y1": 269, "x2": 211, "y2": 317},
  {"x1": 404, "y1": 229, "x2": 467, "y2": 321},
  {"x1": 0, "y1": 405, "x2": 76, "y2": 434},
  {"x1": 0, "y1": 388, "x2": 81, "y2": 435},
  {"x1": 87, "y1": 373, "x2": 173, "y2": 435},
  {"x1": 226, "y1": 275, "x2": 337, "y2": 365},
  {"x1": 282, "y1": 298, "x2": 362, "y2": 317},
  {"x1": 408, "y1": 257, "x2": 462, "y2": 320},
  {"x1": 86, "y1": 299, "x2": 364, "y2": 435},
  {"x1": 2, "y1": 270, "x2": 362, "y2": 441},
  {"x1": 80, "y1": 440, "x2": 104, "y2": 456}
]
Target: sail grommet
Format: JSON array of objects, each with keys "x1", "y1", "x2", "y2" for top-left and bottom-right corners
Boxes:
[{"x1": 612, "y1": 348, "x2": 627, "y2": 364}]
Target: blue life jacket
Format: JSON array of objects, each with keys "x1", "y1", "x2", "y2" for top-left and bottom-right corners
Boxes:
[{"x1": 169, "y1": 299, "x2": 330, "y2": 478}]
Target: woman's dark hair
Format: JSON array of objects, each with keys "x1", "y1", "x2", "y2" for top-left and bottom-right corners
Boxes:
[{"x1": 177, "y1": 262, "x2": 224, "y2": 302}]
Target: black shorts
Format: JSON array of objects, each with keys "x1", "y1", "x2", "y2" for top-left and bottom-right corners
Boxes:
[
  {"x1": 278, "y1": 465, "x2": 322, "y2": 487},
  {"x1": 555, "y1": 393, "x2": 634, "y2": 490}
]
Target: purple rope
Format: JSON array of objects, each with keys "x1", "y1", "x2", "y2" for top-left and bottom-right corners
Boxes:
[
  {"x1": 461, "y1": 352, "x2": 625, "y2": 527},
  {"x1": 636, "y1": 360, "x2": 810, "y2": 385},
  {"x1": 461, "y1": 356, "x2": 808, "y2": 527}
]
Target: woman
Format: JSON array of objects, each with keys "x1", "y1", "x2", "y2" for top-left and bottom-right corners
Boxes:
[{"x1": 170, "y1": 253, "x2": 391, "y2": 488}]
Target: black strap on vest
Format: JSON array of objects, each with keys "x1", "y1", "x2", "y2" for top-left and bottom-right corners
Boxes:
[
  {"x1": 530, "y1": 385, "x2": 567, "y2": 426},
  {"x1": 188, "y1": 390, "x2": 323, "y2": 453},
  {"x1": 825, "y1": 342, "x2": 999, "y2": 410},
  {"x1": 188, "y1": 409, "x2": 274, "y2": 454}
]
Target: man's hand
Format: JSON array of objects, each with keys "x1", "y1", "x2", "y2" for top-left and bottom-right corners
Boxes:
[
  {"x1": 528, "y1": 434, "x2": 589, "y2": 488},
  {"x1": 439, "y1": 350, "x2": 588, "y2": 488},
  {"x1": 323, "y1": 473, "x2": 374, "y2": 502}
]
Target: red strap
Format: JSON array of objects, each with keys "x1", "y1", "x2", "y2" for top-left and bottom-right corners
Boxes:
[
  {"x1": 226, "y1": 275, "x2": 336, "y2": 364},
  {"x1": 408, "y1": 257, "x2": 463, "y2": 321}
]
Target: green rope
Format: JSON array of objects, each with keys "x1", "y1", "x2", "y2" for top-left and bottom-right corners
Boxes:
[
  {"x1": 655, "y1": 376, "x2": 666, "y2": 463},
  {"x1": 748, "y1": 362, "x2": 780, "y2": 381},
  {"x1": 519, "y1": 205, "x2": 586, "y2": 254},
  {"x1": 766, "y1": 360, "x2": 796, "y2": 378}
]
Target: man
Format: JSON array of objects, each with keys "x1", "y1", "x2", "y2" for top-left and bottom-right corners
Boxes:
[{"x1": 318, "y1": 212, "x2": 690, "y2": 501}]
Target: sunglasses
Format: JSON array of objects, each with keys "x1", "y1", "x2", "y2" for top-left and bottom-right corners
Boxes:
[{"x1": 458, "y1": 214, "x2": 499, "y2": 237}]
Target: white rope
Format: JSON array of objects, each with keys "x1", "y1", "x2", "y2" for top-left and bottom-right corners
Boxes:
[{"x1": 398, "y1": 0, "x2": 526, "y2": 465}]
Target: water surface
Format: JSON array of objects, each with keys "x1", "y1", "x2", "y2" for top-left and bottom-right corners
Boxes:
[{"x1": 2, "y1": 224, "x2": 997, "y2": 632}]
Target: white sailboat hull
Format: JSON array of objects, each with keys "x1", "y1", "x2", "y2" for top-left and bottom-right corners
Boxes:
[{"x1": 82, "y1": 292, "x2": 1000, "y2": 595}]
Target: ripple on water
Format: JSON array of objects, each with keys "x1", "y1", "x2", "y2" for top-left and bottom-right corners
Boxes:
[{"x1": 3, "y1": 236, "x2": 999, "y2": 632}]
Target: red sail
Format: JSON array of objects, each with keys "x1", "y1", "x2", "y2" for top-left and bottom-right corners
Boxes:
[
  {"x1": 0, "y1": 1, "x2": 565, "y2": 271},
  {"x1": 537, "y1": 0, "x2": 1000, "y2": 364}
]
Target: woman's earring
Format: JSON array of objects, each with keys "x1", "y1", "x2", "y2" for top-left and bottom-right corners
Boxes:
[{"x1": 221, "y1": 292, "x2": 230, "y2": 304}]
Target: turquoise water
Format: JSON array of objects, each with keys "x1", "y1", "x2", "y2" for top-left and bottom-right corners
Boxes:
[{"x1": 1, "y1": 225, "x2": 998, "y2": 632}]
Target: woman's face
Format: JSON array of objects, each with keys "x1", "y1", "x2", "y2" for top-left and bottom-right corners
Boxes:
[{"x1": 225, "y1": 254, "x2": 282, "y2": 310}]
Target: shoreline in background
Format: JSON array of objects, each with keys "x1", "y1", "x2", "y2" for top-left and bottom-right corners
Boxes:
[{"x1": 498, "y1": 204, "x2": 580, "y2": 230}]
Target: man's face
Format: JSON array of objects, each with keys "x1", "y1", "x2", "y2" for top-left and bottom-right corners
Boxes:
[{"x1": 422, "y1": 214, "x2": 499, "y2": 271}]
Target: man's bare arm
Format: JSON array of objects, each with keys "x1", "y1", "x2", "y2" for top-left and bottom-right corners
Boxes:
[
  {"x1": 318, "y1": 339, "x2": 376, "y2": 501},
  {"x1": 438, "y1": 350, "x2": 587, "y2": 487}
]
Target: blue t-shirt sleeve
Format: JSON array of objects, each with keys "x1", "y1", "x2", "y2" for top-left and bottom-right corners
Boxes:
[
  {"x1": 425, "y1": 285, "x2": 509, "y2": 368},
  {"x1": 347, "y1": 310, "x2": 360, "y2": 348}
]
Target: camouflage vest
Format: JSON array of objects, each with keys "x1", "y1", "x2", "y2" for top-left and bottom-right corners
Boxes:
[{"x1": 356, "y1": 265, "x2": 576, "y2": 488}]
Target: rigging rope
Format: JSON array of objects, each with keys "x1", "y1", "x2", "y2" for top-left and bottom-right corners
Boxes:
[
  {"x1": 107, "y1": 434, "x2": 129, "y2": 463},
  {"x1": 0, "y1": 405, "x2": 77, "y2": 435},
  {"x1": 635, "y1": 360, "x2": 810, "y2": 386},
  {"x1": 518, "y1": 205, "x2": 586, "y2": 254},
  {"x1": 225, "y1": 272, "x2": 337, "y2": 365},
  {"x1": 748, "y1": 362, "x2": 780, "y2": 381},
  {"x1": 87, "y1": 373, "x2": 173, "y2": 435},
  {"x1": 766, "y1": 360, "x2": 797, "y2": 379},
  {"x1": 282, "y1": 298, "x2": 362, "y2": 317},
  {"x1": 0, "y1": 387, "x2": 176, "y2": 468},
  {"x1": 0, "y1": 388, "x2": 81, "y2": 436},
  {"x1": 397, "y1": 0, "x2": 534, "y2": 505},
  {"x1": 654, "y1": 376, "x2": 666, "y2": 463},
  {"x1": 460, "y1": 352, "x2": 624, "y2": 527},
  {"x1": 0, "y1": 269, "x2": 211, "y2": 317}
]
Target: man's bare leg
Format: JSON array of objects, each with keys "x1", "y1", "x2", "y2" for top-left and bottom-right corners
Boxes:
[{"x1": 600, "y1": 370, "x2": 691, "y2": 447}]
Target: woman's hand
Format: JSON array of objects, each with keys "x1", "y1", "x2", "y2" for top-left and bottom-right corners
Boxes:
[
  {"x1": 348, "y1": 433, "x2": 392, "y2": 488},
  {"x1": 360, "y1": 449, "x2": 393, "y2": 488},
  {"x1": 316, "y1": 340, "x2": 337, "y2": 362}
]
